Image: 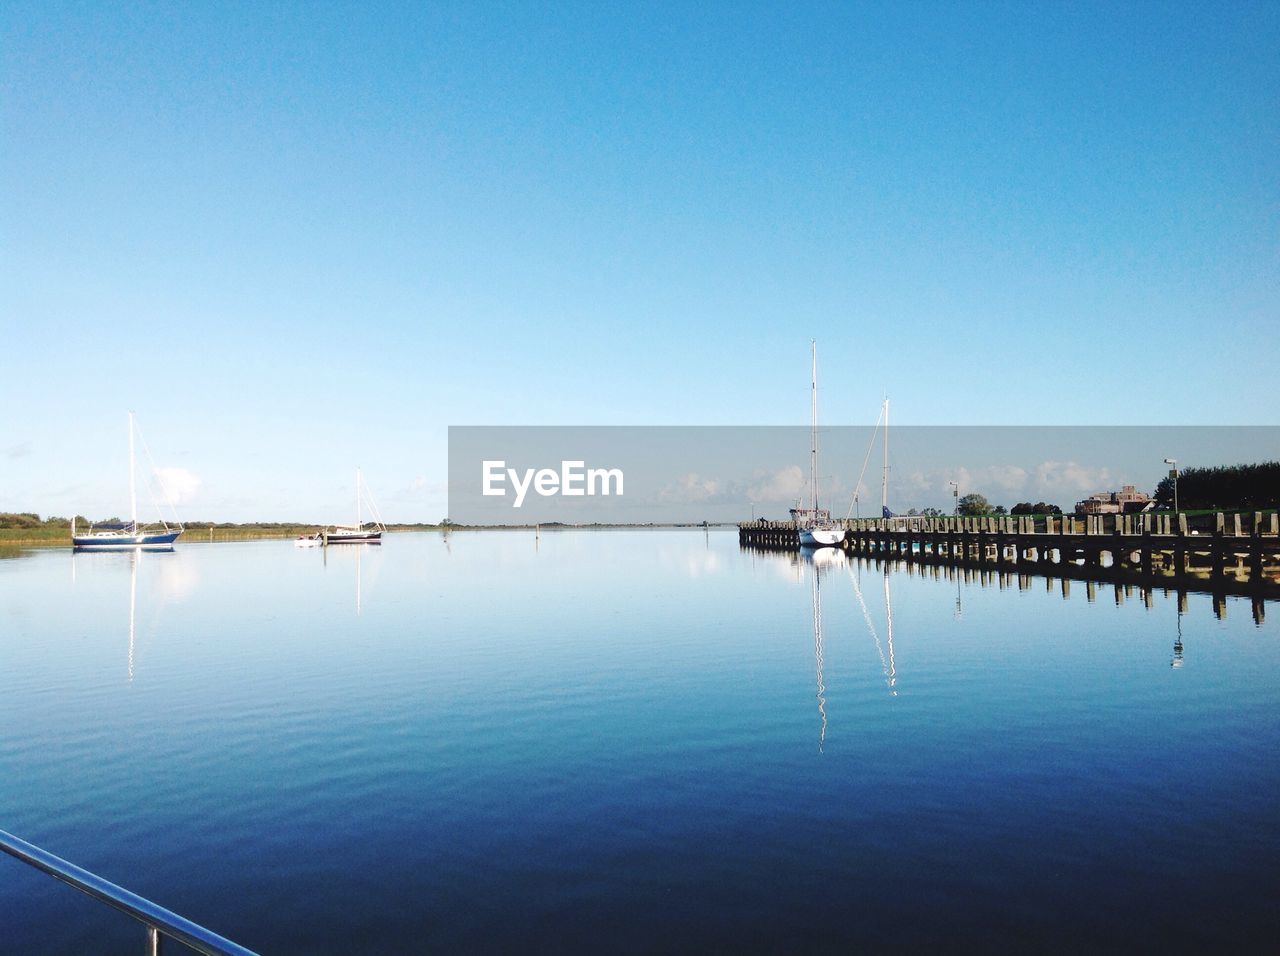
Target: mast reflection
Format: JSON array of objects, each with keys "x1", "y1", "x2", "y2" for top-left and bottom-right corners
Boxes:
[
  {"x1": 802, "y1": 546, "x2": 846, "y2": 749},
  {"x1": 71, "y1": 545, "x2": 174, "y2": 680},
  {"x1": 849, "y1": 558, "x2": 898, "y2": 696},
  {"x1": 128, "y1": 548, "x2": 137, "y2": 680},
  {"x1": 323, "y1": 541, "x2": 373, "y2": 615},
  {"x1": 810, "y1": 553, "x2": 827, "y2": 750}
]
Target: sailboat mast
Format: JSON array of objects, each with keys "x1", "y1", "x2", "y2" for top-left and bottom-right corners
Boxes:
[
  {"x1": 881, "y1": 398, "x2": 890, "y2": 513},
  {"x1": 128, "y1": 411, "x2": 137, "y2": 529},
  {"x1": 356, "y1": 468, "x2": 362, "y2": 529},
  {"x1": 810, "y1": 340, "x2": 818, "y2": 513}
]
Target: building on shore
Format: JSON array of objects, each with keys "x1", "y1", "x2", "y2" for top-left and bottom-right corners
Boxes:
[{"x1": 1075, "y1": 484, "x2": 1152, "y2": 515}]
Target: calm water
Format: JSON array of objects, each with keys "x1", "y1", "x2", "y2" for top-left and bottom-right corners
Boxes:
[{"x1": 1, "y1": 531, "x2": 1277, "y2": 953}]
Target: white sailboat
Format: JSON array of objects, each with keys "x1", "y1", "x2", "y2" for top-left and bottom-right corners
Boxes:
[
  {"x1": 796, "y1": 341, "x2": 841, "y2": 548},
  {"x1": 322, "y1": 469, "x2": 386, "y2": 544},
  {"x1": 71, "y1": 413, "x2": 184, "y2": 550}
]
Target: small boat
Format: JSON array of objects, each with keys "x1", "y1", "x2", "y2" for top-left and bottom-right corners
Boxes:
[
  {"x1": 797, "y1": 341, "x2": 841, "y2": 548},
  {"x1": 321, "y1": 469, "x2": 386, "y2": 545},
  {"x1": 293, "y1": 534, "x2": 322, "y2": 548},
  {"x1": 72, "y1": 413, "x2": 184, "y2": 550}
]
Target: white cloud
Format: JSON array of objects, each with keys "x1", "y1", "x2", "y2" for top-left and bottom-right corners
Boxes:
[
  {"x1": 659, "y1": 472, "x2": 722, "y2": 503},
  {"x1": 984, "y1": 464, "x2": 1029, "y2": 493},
  {"x1": 151, "y1": 466, "x2": 202, "y2": 504},
  {"x1": 746, "y1": 465, "x2": 806, "y2": 503},
  {"x1": 899, "y1": 469, "x2": 937, "y2": 497},
  {"x1": 1032, "y1": 460, "x2": 1111, "y2": 495},
  {"x1": 406, "y1": 475, "x2": 447, "y2": 495}
]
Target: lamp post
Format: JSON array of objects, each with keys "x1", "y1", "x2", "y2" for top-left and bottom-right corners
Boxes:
[
  {"x1": 1163, "y1": 458, "x2": 1179, "y2": 514},
  {"x1": 949, "y1": 481, "x2": 959, "y2": 515}
]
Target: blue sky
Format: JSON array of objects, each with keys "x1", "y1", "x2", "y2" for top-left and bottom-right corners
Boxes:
[{"x1": 2, "y1": 2, "x2": 1277, "y2": 522}]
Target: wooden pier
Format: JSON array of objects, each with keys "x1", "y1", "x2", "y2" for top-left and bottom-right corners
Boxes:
[{"x1": 740, "y1": 511, "x2": 1280, "y2": 603}]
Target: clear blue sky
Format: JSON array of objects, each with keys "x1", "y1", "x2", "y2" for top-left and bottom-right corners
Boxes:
[{"x1": 3, "y1": 1, "x2": 1277, "y2": 521}]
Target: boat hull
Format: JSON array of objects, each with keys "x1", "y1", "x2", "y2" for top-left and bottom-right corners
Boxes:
[
  {"x1": 799, "y1": 526, "x2": 842, "y2": 548},
  {"x1": 72, "y1": 530, "x2": 183, "y2": 550},
  {"x1": 322, "y1": 531, "x2": 382, "y2": 544}
]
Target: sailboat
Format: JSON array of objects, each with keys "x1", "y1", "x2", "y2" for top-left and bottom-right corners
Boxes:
[
  {"x1": 71, "y1": 413, "x2": 184, "y2": 550},
  {"x1": 795, "y1": 341, "x2": 841, "y2": 548},
  {"x1": 321, "y1": 469, "x2": 386, "y2": 544}
]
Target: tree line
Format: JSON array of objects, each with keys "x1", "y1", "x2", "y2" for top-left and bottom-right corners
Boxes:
[
  {"x1": 907, "y1": 460, "x2": 1279, "y2": 518},
  {"x1": 0, "y1": 513, "x2": 88, "y2": 529},
  {"x1": 905, "y1": 496, "x2": 1062, "y2": 517},
  {"x1": 1154, "y1": 461, "x2": 1280, "y2": 511}
]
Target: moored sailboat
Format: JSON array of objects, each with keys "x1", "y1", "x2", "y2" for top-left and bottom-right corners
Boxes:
[
  {"x1": 72, "y1": 413, "x2": 184, "y2": 550},
  {"x1": 321, "y1": 469, "x2": 386, "y2": 545},
  {"x1": 795, "y1": 341, "x2": 841, "y2": 548}
]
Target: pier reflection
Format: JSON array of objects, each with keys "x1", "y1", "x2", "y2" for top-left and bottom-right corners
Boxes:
[
  {"x1": 754, "y1": 537, "x2": 1273, "y2": 680},
  {"x1": 747, "y1": 537, "x2": 1273, "y2": 627}
]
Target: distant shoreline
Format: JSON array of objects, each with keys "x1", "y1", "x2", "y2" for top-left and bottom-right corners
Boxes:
[{"x1": 0, "y1": 522, "x2": 738, "y2": 551}]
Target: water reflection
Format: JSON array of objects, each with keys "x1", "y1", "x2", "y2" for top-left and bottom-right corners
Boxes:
[
  {"x1": 1173, "y1": 593, "x2": 1186, "y2": 668},
  {"x1": 781, "y1": 540, "x2": 1278, "y2": 701},
  {"x1": 0, "y1": 528, "x2": 1272, "y2": 956},
  {"x1": 847, "y1": 559, "x2": 898, "y2": 697},
  {"x1": 128, "y1": 549, "x2": 136, "y2": 680},
  {"x1": 69, "y1": 545, "x2": 175, "y2": 680},
  {"x1": 805, "y1": 550, "x2": 829, "y2": 750},
  {"x1": 880, "y1": 566, "x2": 897, "y2": 696},
  {"x1": 321, "y1": 542, "x2": 376, "y2": 615},
  {"x1": 795, "y1": 547, "x2": 902, "y2": 746},
  {"x1": 801, "y1": 546, "x2": 902, "y2": 747}
]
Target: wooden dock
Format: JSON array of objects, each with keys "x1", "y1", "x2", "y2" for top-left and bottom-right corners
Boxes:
[{"x1": 740, "y1": 512, "x2": 1280, "y2": 605}]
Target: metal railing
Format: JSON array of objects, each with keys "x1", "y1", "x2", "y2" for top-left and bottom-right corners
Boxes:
[{"x1": 0, "y1": 829, "x2": 258, "y2": 955}]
